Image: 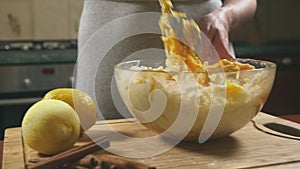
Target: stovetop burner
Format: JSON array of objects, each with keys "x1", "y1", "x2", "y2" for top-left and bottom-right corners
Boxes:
[
  {"x1": 0, "y1": 40, "x2": 78, "y2": 65},
  {"x1": 0, "y1": 40, "x2": 77, "y2": 51}
]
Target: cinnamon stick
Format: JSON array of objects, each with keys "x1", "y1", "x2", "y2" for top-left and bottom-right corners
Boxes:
[
  {"x1": 28, "y1": 136, "x2": 110, "y2": 169},
  {"x1": 75, "y1": 154, "x2": 100, "y2": 168},
  {"x1": 76, "y1": 154, "x2": 156, "y2": 169}
]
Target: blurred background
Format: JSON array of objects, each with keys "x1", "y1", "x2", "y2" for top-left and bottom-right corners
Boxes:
[{"x1": 0, "y1": 0, "x2": 299, "y2": 139}]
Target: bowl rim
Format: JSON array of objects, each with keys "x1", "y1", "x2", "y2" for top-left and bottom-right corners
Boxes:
[{"x1": 114, "y1": 58, "x2": 277, "y2": 73}]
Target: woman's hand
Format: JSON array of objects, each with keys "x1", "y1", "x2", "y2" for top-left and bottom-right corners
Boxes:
[
  {"x1": 199, "y1": 9, "x2": 235, "y2": 60},
  {"x1": 199, "y1": 0, "x2": 257, "y2": 60}
]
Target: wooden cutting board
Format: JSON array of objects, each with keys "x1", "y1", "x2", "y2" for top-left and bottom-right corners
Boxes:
[{"x1": 2, "y1": 112, "x2": 300, "y2": 169}]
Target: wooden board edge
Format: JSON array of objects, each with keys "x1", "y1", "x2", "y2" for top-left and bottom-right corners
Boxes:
[
  {"x1": 2, "y1": 127, "x2": 25, "y2": 169},
  {"x1": 95, "y1": 118, "x2": 136, "y2": 125},
  {"x1": 254, "y1": 112, "x2": 300, "y2": 128}
]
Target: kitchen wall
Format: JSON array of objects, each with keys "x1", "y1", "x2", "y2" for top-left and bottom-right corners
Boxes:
[
  {"x1": 0, "y1": 0, "x2": 83, "y2": 40},
  {"x1": 1, "y1": 0, "x2": 300, "y2": 41},
  {"x1": 232, "y1": 0, "x2": 300, "y2": 42}
]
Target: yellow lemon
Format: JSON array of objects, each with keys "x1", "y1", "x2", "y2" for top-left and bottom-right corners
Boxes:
[
  {"x1": 43, "y1": 88, "x2": 97, "y2": 131},
  {"x1": 22, "y1": 99, "x2": 80, "y2": 155}
]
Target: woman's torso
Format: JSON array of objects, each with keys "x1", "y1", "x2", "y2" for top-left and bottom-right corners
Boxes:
[
  {"x1": 79, "y1": 0, "x2": 222, "y2": 50},
  {"x1": 76, "y1": 0, "x2": 222, "y2": 119}
]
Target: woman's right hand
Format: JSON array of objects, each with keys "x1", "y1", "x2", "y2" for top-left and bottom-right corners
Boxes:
[{"x1": 198, "y1": 9, "x2": 235, "y2": 60}]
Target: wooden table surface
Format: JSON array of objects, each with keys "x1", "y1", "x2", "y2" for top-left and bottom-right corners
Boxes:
[{"x1": 2, "y1": 112, "x2": 300, "y2": 169}]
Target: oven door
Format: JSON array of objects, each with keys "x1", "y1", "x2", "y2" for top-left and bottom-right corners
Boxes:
[
  {"x1": 0, "y1": 92, "x2": 45, "y2": 139},
  {"x1": 0, "y1": 63, "x2": 74, "y2": 139}
]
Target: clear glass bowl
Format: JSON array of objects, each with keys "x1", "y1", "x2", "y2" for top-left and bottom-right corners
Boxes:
[{"x1": 114, "y1": 58, "x2": 276, "y2": 141}]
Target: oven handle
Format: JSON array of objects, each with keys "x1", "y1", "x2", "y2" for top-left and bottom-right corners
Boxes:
[{"x1": 0, "y1": 97, "x2": 42, "y2": 106}]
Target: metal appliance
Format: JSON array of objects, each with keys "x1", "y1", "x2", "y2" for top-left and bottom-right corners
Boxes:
[{"x1": 0, "y1": 40, "x2": 77, "y2": 139}]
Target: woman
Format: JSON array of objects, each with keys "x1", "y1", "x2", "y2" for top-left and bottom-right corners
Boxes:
[{"x1": 76, "y1": 0, "x2": 257, "y2": 119}]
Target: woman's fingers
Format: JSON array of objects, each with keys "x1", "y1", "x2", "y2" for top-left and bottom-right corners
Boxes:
[
  {"x1": 212, "y1": 27, "x2": 235, "y2": 60},
  {"x1": 199, "y1": 15, "x2": 216, "y2": 41},
  {"x1": 198, "y1": 10, "x2": 235, "y2": 60}
]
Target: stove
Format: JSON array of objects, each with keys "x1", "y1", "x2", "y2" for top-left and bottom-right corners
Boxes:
[
  {"x1": 0, "y1": 40, "x2": 77, "y2": 51},
  {"x1": 0, "y1": 40, "x2": 77, "y2": 139}
]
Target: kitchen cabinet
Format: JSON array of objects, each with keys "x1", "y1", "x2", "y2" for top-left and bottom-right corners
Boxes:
[
  {"x1": 69, "y1": 0, "x2": 83, "y2": 39},
  {"x1": 32, "y1": 0, "x2": 69, "y2": 40},
  {"x1": 0, "y1": 0, "x2": 33, "y2": 40},
  {"x1": 0, "y1": 0, "x2": 83, "y2": 40}
]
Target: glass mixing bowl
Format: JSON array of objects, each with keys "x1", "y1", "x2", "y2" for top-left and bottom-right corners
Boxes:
[{"x1": 114, "y1": 58, "x2": 276, "y2": 141}]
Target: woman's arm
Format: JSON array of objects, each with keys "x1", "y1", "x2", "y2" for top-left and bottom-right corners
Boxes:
[
  {"x1": 222, "y1": 0, "x2": 257, "y2": 33},
  {"x1": 199, "y1": 0, "x2": 257, "y2": 59}
]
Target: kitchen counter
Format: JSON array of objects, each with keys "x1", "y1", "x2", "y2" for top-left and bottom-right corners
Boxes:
[
  {"x1": 233, "y1": 40, "x2": 300, "y2": 57},
  {"x1": 1, "y1": 41, "x2": 300, "y2": 65},
  {"x1": 2, "y1": 112, "x2": 300, "y2": 169},
  {"x1": 0, "y1": 40, "x2": 77, "y2": 65}
]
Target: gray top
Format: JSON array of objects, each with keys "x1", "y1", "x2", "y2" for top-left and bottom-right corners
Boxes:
[
  {"x1": 78, "y1": 0, "x2": 222, "y2": 50},
  {"x1": 76, "y1": 0, "x2": 222, "y2": 119}
]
